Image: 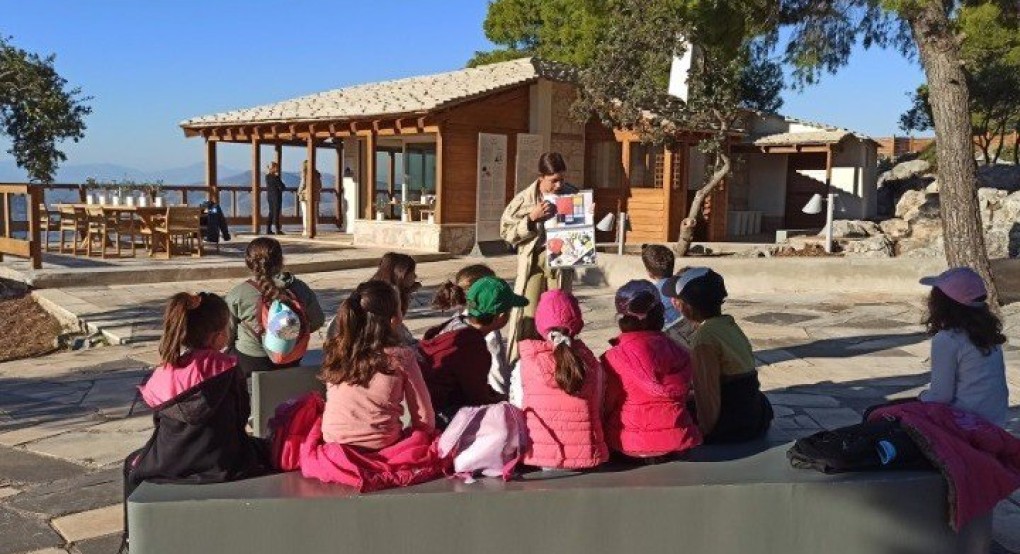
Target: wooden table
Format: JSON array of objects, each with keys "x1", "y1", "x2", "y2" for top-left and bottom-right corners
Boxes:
[{"x1": 55, "y1": 204, "x2": 176, "y2": 256}]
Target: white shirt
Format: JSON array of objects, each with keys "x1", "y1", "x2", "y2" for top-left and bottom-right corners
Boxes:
[{"x1": 919, "y1": 330, "x2": 1008, "y2": 427}]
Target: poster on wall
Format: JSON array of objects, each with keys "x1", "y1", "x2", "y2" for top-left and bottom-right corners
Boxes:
[
  {"x1": 543, "y1": 190, "x2": 597, "y2": 268},
  {"x1": 515, "y1": 133, "x2": 544, "y2": 193},
  {"x1": 476, "y1": 133, "x2": 508, "y2": 243},
  {"x1": 341, "y1": 137, "x2": 360, "y2": 232}
]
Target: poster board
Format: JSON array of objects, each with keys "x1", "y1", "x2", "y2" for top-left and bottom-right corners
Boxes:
[
  {"x1": 544, "y1": 190, "x2": 597, "y2": 268},
  {"x1": 515, "y1": 133, "x2": 544, "y2": 193},
  {"x1": 341, "y1": 137, "x2": 360, "y2": 231},
  {"x1": 476, "y1": 133, "x2": 508, "y2": 242}
]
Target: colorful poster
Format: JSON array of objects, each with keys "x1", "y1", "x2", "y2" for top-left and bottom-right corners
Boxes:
[
  {"x1": 476, "y1": 133, "x2": 508, "y2": 242},
  {"x1": 543, "y1": 190, "x2": 596, "y2": 268}
]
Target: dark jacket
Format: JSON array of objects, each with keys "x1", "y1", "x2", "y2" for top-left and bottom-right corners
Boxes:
[
  {"x1": 124, "y1": 351, "x2": 272, "y2": 500},
  {"x1": 266, "y1": 173, "x2": 287, "y2": 193},
  {"x1": 418, "y1": 316, "x2": 505, "y2": 420}
]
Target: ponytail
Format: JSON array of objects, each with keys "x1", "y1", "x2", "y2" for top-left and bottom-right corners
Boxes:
[
  {"x1": 245, "y1": 237, "x2": 285, "y2": 301},
  {"x1": 321, "y1": 281, "x2": 401, "y2": 387},
  {"x1": 158, "y1": 292, "x2": 230, "y2": 367},
  {"x1": 549, "y1": 328, "x2": 587, "y2": 396},
  {"x1": 432, "y1": 263, "x2": 496, "y2": 311}
]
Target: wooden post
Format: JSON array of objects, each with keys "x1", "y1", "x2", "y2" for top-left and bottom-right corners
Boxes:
[
  {"x1": 365, "y1": 132, "x2": 376, "y2": 220},
  {"x1": 388, "y1": 151, "x2": 396, "y2": 199},
  {"x1": 662, "y1": 147, "x2": 675, "y2": 243},
  {"x1": 251, "y1": 138, "x2": 261, "y2": 233},
  {"x1": 205, "y1": 140, "x2": 219, "y2": 204},
  {"x1": 28, "y1": 187, "x2": 41, "y2": 269},
  {"x1": 824, "y1": 145, "x2": 834, "y2": 190},
  {"x1": 307, "y1": 135, "x2": 318, "y2": 239},
  {"x1": 434, "y1": 129, "x2": 443, "y2": 224},
  {"x1": 335, "y1": 144, "x2": 343, "y2": 230}
]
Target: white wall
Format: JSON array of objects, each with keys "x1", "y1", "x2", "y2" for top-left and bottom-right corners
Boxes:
[
  {"x1": 828, "y1": 140, "x2": 878, "y2": 220},
  {"x1": 745, "y1": 154, "x2": 788, "y2": 217}
]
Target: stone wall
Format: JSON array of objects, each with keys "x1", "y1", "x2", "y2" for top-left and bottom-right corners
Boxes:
[{"x1": 352, "y1": 220, "x2": 477, "y2": 255}]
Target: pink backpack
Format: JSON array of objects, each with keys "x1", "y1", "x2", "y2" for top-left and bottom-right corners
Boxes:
[{"x1": 437, "y1": 402, "x2": 530, "y2": 482}]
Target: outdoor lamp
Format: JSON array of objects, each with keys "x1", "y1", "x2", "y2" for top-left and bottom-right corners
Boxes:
[
  {"x1": 597, "y1": 211, "x2": 629, "y2": 255},
  {"x1": 802, "y1": 193, "x2": 836, "y2": 254}
]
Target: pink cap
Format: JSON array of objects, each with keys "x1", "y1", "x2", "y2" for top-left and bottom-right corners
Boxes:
[
  {"x1": 535, "y1": 290, "x2": 584, "y2": 338},
  {"x1": 920, "y1": 267, "x2": 987, "y2": 307}
]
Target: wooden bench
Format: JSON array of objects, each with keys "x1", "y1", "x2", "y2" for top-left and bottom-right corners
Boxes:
[{"x1": 126, "y1": 443, "x2": 991, "y2": 554}]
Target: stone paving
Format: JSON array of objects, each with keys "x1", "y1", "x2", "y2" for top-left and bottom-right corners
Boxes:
[{"x1": 1, "y1": 257, "x2": 1019, "y2": 552}]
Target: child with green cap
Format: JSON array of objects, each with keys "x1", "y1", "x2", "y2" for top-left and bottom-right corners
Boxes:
[{"x1": 418, "y1": 276, "x2": 529, "y2": 425}]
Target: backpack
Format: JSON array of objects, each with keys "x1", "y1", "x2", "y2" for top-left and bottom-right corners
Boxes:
[
  {"x1": 246, "y1": 280, "x2": 310, "y2": 365},
  {"x1": 437, "y1": 402, "x2": 529, "y2": 482},
  {"x1": 787, "y1": 417, "x2": 929, "y2": 474}
]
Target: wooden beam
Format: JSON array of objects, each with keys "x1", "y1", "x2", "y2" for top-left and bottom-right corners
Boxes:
[
  {"x1": 662, "y1": 147, "x2": 675, "y2": 243},
  {"x1": 205, "y1": 140, "x2": 219, "y2": 203},
  {"x1": 307, "y1": 134, "x2": 317, "y2": 239},
  {"x1": 364, "y1": 131, "x2": 376, "y2": 220},
  {"x1": 349, "y1": 121, "x2": 358, "y2": 134},
  {"x1": 416, "y1": 117, "x2": 426, "y2": 133},
  {"x1": 387, "y1": 151, "x2": 396, "y2": 199},
  {"x1": 335, "y1": 143, "x2": 344, "y2": 231},
  {"x1": 434, "y1": 128, "x2": 443, "y2": 225},
  {"x1": 251, "y1": 137, "x2": 261, "y2": 233},
  {"x1": 825, "y1": 144, "x2": 834, "y2": 193}
]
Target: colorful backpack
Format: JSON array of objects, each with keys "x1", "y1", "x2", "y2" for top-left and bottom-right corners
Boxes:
[
  {"x1": 437, "y1": 402, "x2": 530, "y2": 482},
  {"x1": 246, "y1": 281, "x2": 310, "y2": 365}
]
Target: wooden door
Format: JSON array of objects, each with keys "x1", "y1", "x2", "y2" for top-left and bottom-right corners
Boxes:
[{"x1": 785, "y1": 152, "x2": 827, "y2": 229}]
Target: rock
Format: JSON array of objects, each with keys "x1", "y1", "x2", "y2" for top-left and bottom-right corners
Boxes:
[
  {"x1": 879, "y1": 218, "x2": 910, "y2": 240},
  {"x1": 910, "y1": 220, "x2": 943, "y2": 243},
  {"x1": 895, "y1": 190, "x2": 940, "y2": 222},
  {"x1": 879, "y1": 159, "x2": 931, "y2": 186},
  {"x1": 826, "y1": 220, "x2": 881, "y2": 239},
  {"x1": 976, "y1": 164, "x2": 1020, "y2": 191},
  {"x1": 841, "y1": 235, "x2": 894, "y2": 258},
  {"x1": 899, "y1": 236, "x2": 945, "y2": 258},
  {"x1": 925, "y1": 180, "x2": 939, "y2": 193}
]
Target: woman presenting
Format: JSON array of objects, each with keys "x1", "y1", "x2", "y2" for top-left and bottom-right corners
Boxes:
[{"x1": 500, "y1": 152, "x2": 577, "y2": 361}]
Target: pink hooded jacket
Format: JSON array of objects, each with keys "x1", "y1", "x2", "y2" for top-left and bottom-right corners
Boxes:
[
  {"x1": 518, "y1": 339, "x2": 609, "y2": 469},
  {"x1": 601, "y1": 330, "x2": 702, "y2": 457},
  {"x1": 869, "y1": 401, "x2": 1020, "y2": 531}
]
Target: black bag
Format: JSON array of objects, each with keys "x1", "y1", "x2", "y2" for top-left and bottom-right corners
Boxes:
[{"x1": 787, "y1": 417, "x2": 930, "y2": 474}]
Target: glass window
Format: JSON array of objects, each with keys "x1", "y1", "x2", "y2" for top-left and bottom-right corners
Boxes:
[
  {"x1": 629, "y1": 143, "x2": 664, "y2": 188},
  {"x1": 589, "y1": 141, "x2": 623, "y2": 189}
]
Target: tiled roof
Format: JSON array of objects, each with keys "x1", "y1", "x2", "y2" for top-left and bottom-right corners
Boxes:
[
  {"x1": 180, "y1": 58, "x2": 574, "y2": 129},
  {"x1": 753, "y1": 130, "x2": 852, "y2": 147}
]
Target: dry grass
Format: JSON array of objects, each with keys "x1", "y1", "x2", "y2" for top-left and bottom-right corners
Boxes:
[{"x1": 0, "y1": 294, "x2": 62, "y2": 362}]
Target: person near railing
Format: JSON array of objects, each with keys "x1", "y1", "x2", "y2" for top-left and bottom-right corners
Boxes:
[
  {"x1": 299, "y1": 160, "x2": 322, "y2": 237},
  {"x1": 265, "y1": 162, "x2": 287, "y2": 235}
]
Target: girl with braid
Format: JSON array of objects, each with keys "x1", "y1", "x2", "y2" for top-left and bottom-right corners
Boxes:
[{"x1": 226, "y1": 237, "x2": 325, "y2": 375}]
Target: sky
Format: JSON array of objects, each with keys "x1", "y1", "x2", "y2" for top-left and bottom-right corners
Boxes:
[{"x1": 2, "y1": 1, "x2": 928, "y2": 176}]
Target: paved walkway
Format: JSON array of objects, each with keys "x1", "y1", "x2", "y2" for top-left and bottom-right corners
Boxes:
[{"x1": 1, "y1": 259, "x2": 1019, "y2": 552}]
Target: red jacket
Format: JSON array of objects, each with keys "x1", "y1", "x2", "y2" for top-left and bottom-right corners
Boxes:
[
  {"x1": 418, "y1": 317, "x2": 505, "y2": 415},
  {"x1": 869, "y1": 401, "x2": 1020, "y2": 531},
  {"x1": 601, "y1": 331, "x2": 702, "y2": 457}
]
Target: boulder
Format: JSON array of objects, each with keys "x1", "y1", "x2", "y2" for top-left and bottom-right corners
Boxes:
[
  {"x1": 925, "y1": 180, "x2": 939, "y2": 194},
  {"x1": 879, "y1": 218, "x2": 911, "y2": 240},
  {"x1": 841, "y1": 235, "x2": 894, "y2": 258},
  {"x1": 976, "y1": 164, "x2": 1020, "y2": 191},
  {"x1": 878, "y1": 159, "x2": 931, "y2": 186},
  {"x1": 826, "y1": 220, "x2": 881, "y2": 239},
  {"x1": 895, "y1": 190, "x2": 940, "y2": 222}
]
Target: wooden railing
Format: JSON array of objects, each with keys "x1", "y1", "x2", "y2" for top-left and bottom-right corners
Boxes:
[
  {"x1": 32, "y1": 182, "x2": 342, "y2": 230},
  {"x1": 0, "y1": 184, "x2": 42, "y2": 269}
]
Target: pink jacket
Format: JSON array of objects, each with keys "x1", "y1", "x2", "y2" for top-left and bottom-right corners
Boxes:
[
  {"x1": 139, "y1": 349, "x2": 237, "y2": 407},
  {"x1": 601, "y1": 331, "x2": 702, "y2": 457},
  {"x1": 271, "y1": 393, "x2": 447, "y2": 492},
  {"x1": 518, "y1": 339, "x2": 609, "y2": 469},
  {"x1": 870, "y1": 401, "x2": 1020, "y2": 531}
]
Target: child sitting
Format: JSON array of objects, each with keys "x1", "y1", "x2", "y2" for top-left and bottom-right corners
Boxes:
[
  {"x1": 509, "y1": 290, "x2": 608, "y2": 470},
  {"x1": 432, "y1": 264, "x2": 511, "y2": 395},
  {"x1": 125, "y1": 292, "x2": 271, "y2": 503},
  {"x1": 601, "y1": 280, "x2": 702, "y2": 460},
  {"x1": 662, "y1": 268, "x2": 773, "y2": 443},
  {"x1": 419, "y1": 276, "x2": 526, "y2": 424},
  {"x1": 641, "y1": 244, "x2": 697, "y2": 349},
  {"x1": 919, "y1": 267, "x2": 1008, "y2": 426},
  {"x1": 319, "y1": 280, "x2": 435, "y2": 449}
]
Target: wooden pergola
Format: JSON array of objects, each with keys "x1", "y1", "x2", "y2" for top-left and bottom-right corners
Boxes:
[{"x1": 182, "y1": 115, "x2": 440, "y2": 238}]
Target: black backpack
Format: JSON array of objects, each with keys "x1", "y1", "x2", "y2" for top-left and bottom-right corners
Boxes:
[{"x1": 787, "y1": 417, "x2": 930, "y2": 474}]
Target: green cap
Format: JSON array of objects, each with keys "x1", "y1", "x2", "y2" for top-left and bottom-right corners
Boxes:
[{"x1": 466, "y1": 276, "x2": 529, "y2": 317}]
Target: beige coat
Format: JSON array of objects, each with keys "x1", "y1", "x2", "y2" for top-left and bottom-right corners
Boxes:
[{"x1": 298, "y1": 170, "x2": 322, "y2": 202}]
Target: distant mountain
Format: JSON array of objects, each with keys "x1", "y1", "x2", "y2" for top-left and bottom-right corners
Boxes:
[{"x1": 218, "y1": 171, "x2": 336, "y2": 188}]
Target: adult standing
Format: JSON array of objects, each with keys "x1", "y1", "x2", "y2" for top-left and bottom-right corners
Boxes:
[
  {"x1": 265, "y1": 162, "x2": 286, "y2": 235},
  {"x1": 500, "y1": 152, "x2": 577, "y2": 362},
  {"x1": 298, "y1": 159, "x2": 322, "y2": 237}
]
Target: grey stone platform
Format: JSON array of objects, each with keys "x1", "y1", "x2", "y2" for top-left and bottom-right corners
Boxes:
[
  {"x1": 127, "y1": 445, "x2": 990, "y2": 554},
  {"x1": 250, "y1": 366, "x2": 323, "y2": 437}
]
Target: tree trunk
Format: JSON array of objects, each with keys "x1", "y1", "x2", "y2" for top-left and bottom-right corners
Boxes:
[
  {"x1": 673, "y1": 148, "x2": 730, "y2": 257},
  {"x1": 908, "y1": 3, "x2": 999, "y2": 306}
]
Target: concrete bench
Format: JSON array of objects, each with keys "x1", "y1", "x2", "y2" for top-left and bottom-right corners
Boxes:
[
  {"x1": 127, "y1": 443, "x2": 990, "y2": 554},
  {"x1": 250, "y1": 366, "x2": 324, "y2": 438}
]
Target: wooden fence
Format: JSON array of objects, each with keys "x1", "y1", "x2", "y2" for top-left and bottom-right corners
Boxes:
[{"x1": 0, "y1": 184, "x2": 42, "y2": 269}]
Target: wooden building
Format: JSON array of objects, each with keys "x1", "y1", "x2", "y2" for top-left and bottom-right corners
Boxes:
[{"x1": 180, "y1": 58, "x2": 878, "y2": 252}]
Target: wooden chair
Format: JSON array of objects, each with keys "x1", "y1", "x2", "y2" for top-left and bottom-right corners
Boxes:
[
  {"x1": 84, "y1": 206, "x2": 110, "y2": 258},
  {"x1": 57, "y1": 205, "x2": 88, "y2": 256},
  {"x1": 37, "y1": 203, "x2": 59, "y2": 252},
  {"x1": 154, "y1": 206, "x2": 203, "y2": 258},
  {"x1": 101, "y1": 206, "x2": 137, "y2": 258}
]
